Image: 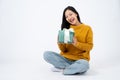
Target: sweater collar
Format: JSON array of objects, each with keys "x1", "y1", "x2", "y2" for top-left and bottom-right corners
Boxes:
[{"x1": 70, "y1": 23, "x2": 84, "y2": 29}]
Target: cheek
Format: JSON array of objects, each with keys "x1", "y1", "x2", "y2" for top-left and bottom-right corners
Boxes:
[
  {"x1": 66, "y1": 18, "x2": 69, "y2": 22},
  {"x1": 73, "y1": 16, "x2": 77, "y2": 20}
]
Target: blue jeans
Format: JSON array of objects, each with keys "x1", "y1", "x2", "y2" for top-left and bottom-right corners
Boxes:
[{"x1": 43, "y1": 51, "x2": 89, "y2": 75}]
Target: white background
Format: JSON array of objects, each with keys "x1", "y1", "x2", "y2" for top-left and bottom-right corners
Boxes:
[{"x1": 0, "y1": 0, "x2": 120, "y2": 80}]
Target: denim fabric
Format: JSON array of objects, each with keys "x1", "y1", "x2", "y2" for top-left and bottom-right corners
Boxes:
[
  {"x1": 43, "y1": 51, "x2": 89, "y2": 75},
  {"x1": 43, "y1": 51, "x2": 74, "y2": 69},
  {"x1": 63, "y1": 59, "x2": 89, "y2": 75}
]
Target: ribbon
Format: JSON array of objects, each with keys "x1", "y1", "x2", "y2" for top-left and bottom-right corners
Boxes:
[{"x1": 58, "y1": 28, "x2": 74, "y2": 43}]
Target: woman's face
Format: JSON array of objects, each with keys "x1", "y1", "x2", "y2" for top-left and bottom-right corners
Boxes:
[{"x1": 65, "y1": 9, "x2": 78, "y2": 25}]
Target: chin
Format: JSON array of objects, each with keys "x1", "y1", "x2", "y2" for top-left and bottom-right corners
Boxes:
[{"x1": 71, "y1": 23, "x2": 76, "y2": 25}]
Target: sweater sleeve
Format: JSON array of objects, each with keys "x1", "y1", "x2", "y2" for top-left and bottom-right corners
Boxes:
[
  {"x1": 57, "y1": 43, "x2": 67, "y2": 52},
  {"x1": 74, "y1": 27, "x2": 93, "y2": 51}
]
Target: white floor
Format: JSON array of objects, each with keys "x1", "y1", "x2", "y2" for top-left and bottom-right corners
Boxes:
[{"x1": 0, "y1": 58, "x2": 120, "y2": 80}]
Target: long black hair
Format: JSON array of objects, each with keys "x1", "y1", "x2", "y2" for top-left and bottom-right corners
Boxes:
[{"x1": 61, "y1": 6, "x2": 82, "y2": 30}]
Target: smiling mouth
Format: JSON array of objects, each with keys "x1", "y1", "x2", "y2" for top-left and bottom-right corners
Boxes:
[{"x1": 69, "y1": 18, "x2": 75, "y2": 23}]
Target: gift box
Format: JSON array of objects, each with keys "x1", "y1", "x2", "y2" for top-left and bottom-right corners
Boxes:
[{"x1": 58, "y1": 28, "x2": 74, "y2": 43}]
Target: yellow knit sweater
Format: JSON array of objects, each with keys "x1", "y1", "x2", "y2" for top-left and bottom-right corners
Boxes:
[{"x1": 57, "y1": 23, "x2": 93, "y2": 61}]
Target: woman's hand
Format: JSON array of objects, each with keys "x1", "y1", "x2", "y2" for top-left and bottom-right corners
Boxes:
[{"x1": 72, "y1": 37, "x2": 77, "y2": 45}]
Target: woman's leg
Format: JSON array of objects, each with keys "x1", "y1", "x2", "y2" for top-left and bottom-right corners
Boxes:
[
  {"x1": 63, "y1": 59, "x2": 89, "y2": 75},
  {"x1": 43, "y1": 51, "x2": 73, "y2": 69}
]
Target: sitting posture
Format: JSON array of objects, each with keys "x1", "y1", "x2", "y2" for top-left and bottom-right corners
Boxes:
[{"x1": 43, "y1": 6, "x2": 93, "y2": 75}]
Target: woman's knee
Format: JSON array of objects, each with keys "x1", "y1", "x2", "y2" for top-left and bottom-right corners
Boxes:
[
  {"x1": 43, "y1": 51, "x2": 56, "y2": 60},
  {"x1": 43, "y1": 51, "x2": 52, "y2": 60}
]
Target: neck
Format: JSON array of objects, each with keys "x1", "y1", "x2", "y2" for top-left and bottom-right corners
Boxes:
[
  {"x1": 76, "y1": 22, "x2": 81, "y2": 26},
  {"x1": 72, "y1": 21, "x2": 81, "y2": 26}
]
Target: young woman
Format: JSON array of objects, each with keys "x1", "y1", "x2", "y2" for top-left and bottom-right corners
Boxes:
[{"x1": 43, "y1": 6, "x2": 93, "y2": 75}]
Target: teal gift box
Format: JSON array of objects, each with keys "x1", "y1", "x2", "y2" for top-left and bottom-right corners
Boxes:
[{"x1": 58, "y1": 28, "x2": 74, "y2": 43}]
